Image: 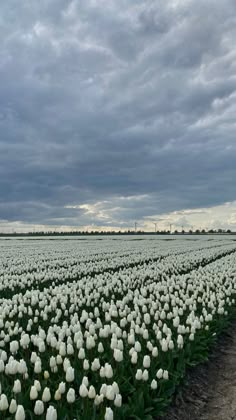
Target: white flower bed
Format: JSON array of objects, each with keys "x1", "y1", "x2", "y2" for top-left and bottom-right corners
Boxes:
[{"x1": 0, "y1": 236, "x2": 236, "y2": 419}]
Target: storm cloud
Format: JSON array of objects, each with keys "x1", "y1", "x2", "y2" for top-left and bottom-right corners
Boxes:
[{"x1": 1, "y1": 0, "x2": 236, "y2": 230}]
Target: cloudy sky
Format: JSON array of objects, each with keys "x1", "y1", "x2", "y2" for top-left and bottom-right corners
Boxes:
[{"x1": 1, "y1": 0, "x2": 236, "y2": 232}]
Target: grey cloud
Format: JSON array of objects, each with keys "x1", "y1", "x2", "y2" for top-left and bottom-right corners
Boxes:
[{"x1": 0, "y1": 0, "x2": 236, "y2": 228}]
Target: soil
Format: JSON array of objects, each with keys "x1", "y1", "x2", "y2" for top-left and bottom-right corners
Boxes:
[{"x1": 160, "y1": 320, "x2": 236, "y2": 420}]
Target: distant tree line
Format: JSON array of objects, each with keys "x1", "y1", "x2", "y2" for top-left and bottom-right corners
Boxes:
[
  {"x1": 173, "y1": 228, "x2": 232, "y2": 235},
  {"x1": 0, "y1": 228, "x2": 233, "y2": 237}
]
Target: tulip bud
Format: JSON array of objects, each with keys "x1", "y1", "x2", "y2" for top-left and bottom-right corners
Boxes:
[
  {"x1": 161, "y1": 339, "x2": 168, "y2": 352},
  {"x1": 105, "y1": 363, "x2": 113, "y2": 378},
  {"x1": 94, "y1": 394, "x2": 103, "y2": 406},
  {"x1": 13, "y1": 379, "x2": 21, "y2": 394},
  {"x1": 143, "y1": 355, "x2": 151, "y2": 368},
  {"x1": 58, "y1": 382, "x2": 66, "y2": 394},
  {"x1": 34, "y1": 400, "x2": 44, "y2": 415},
  {"x1": 78, "y1": 348, "x2": 85, "y2": 359},
  {"x1": 42, "y1": 387, "x2": 51, "y2": 402},
  {"x1": 30, "y1": 386, "x2": 38, "y2": 400},
  {"x1": 66, "y1": 388, "x2": 75, "y2": 403},
  {"x1": 0, "y1": 360, "x2": 4, "y2": 372},
  {"x1": 91, "y1": 358, "x2": 100, "y2": 371},
  {"x1": 66, "y1": 367, "x2": 74, "y2": 382},
  {"x1": 113, "y1": 348, "x2": 123, "y2": 362},
  {"x1": 31, "y1": 352, "x2": 38, "y2": 363},
  {"x1": 100, "y1": 384, "x2": 107, "y2": 396},
  {"x1": 152, "y1": 347, "x2": 158, "y2": 357},
  {"x1": 142, "y1": 369, "x2": 149, "y2": 381},
  {"x1": 98, "y1": 342, "x2": 104, "y2": 353},
  {"x1": 79, "y1": 383, "x2": 88, "y2": 398},
  {"x1": 56, "y1": 355, "x2": 63, "y2": 365},
  {"x1": 106, "y1": 385, "x2": 115, "y2": 401},
  {"x1": 34, "y1": 380, "x2": 41, "y2": 392},
  {"x1": 83, "y1": 359, "x2": 89, "y2": 370},
  {"x1": 0, "y1": 394, "x2": 8, "y2": 411},
  {"x1": 177, "y1": 334, "x2": 184, "y2": 349},
  {"x1": 163, "y1": 370, "x2": 169, "y2": 380},
  {"x1": 151, "y1": 379, "x2": 157, "y2": 390},
  {"x1": 15, "y1": 405, "x2": 25, "y2": 420},
  {"x1": 9, "y1": 399, "x2": 17, "y2": 414},
  {"x1": 46, "y1": 406, "x2": 57, "y2": 420},
  {"x1": 131, "y1": 351, "x2": 138, "y2": 364},
  {"x1": 44, "y1": 371, "x2": 50, "y2": 380},
  {"x1": 10, "y1": 340, "x2": 19, "y2": 354},
  {"x1": 34, "y1": 360, "x2": 42, "y2": 374},
  {"x1": 54, "y1": 389, "x2": 61, "y2": 401},
  {"x1": 135, "y1": 369, "x2": 143, "y2": 380},
  {"x1": 82, "y1": 376, "x2": 89, "y2": 387},
  {"x1": 156, "y1": 368, "x2": 163, "y2": 379},
  {"x1": 105, "y1": 407, "x2": 114, "y2": 420},
  {"x1": 112, "y1": 381, "x2": 119, "y2": 394},
  {"x1": 114, "y1": 393, "x2": 122, "y2": 407},
  {"x1": 88, "y1": 385, "x2": 96, "y2": 399}
]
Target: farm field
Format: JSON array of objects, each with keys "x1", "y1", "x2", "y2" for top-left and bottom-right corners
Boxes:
[{"x1": 1, "y1": 235, "x2": 236, "y2": 419}]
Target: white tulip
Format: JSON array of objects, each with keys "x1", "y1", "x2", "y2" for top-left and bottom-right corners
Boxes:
[
  {"x1": 0, "y1": 360, "x2": 4, "y2": 372},
  {"x1": 44, "y1": 371, "x2": 50, "y2": 379},
  {"x1": 91, "y1": 358, "x2": 100, "y2": 371},
  {"x1": 79, "y1": 383, "x2": 88, "y2": 398},
  {"x1": 106, "y1": 385, "x2": 115, "y2": 400},
  {"x1": 54, "y1": 389, "x2": 61, "y2": 401},
  {"x1": 163, "y1": 370, "x2": 169, "y2": 380},
  {"x1": 46, "y1": 406, "x2": 57, "y2": 420},
  {"x1": 113, "y1": 348, "x2": 123, "y2": 362},
  {"x1": 13, "y1": 379, "x2": 21, "y2": 394},
  {"x1": 67, "y1": 388, "x2": 75, "y2": 403},
  {"x1": 88, "y1": 385, "x2": 96, "y2": 399},
  {"x1": 142, "y1": 369, "x2": 149, "y2": 381},
  {"x1": 135, "y1": 369, "x2": 143, "y2": 380},
  {"x1": 98, "y1": 342, "x2": 104, "y2": 353},
  {"x1": 83, "y1": 359, "x2": 90, "y2": 370},
  {"x1": 66, "y1": 366, "x2": 74, "y2": 382},
  {"x1": 9, "y1": 399, "x2": 17, "y2": 414},
  {"x1": 114, "y1": 393, "x2": 122, "y2": 407},
  {"x1": 30, "y1": 385, "x2": 38, "y2": 400},
  {"x1": 15, "y1": 405, "x2": 25, "y2": 420},
  {"x1": 82, "y1": 376, "x2": 89, "y2": 387},
  {"x1": 34, "y1": 400, "x2": 44, "y2": 415},
  {"x1": 78, "y1": 348, "x2": 85, "y2": 359},
  {"x1": 151, "y1": 379, "x2": 157, "y2": 390},
  {"x1": 42, "y1": 387, "x2": 51, "y2": 402},
  {"x1": 156, "y1": 368, "x2": 163, "y2": 379},
  {"x1": 58, "y1": 382, "x2": 66, "y2": 394},
  {"x1": 143, "y1": 355, "x2": 151, "y2": 368},
  {"x1": 34, "y1": 380, "x2": 41, "y2": 392},
  {"x1": 104, "y1": 407, "x2": 114, "y2": 420},
  {"x1": 0, "y1": 394, "x2": 8, "y2": 411},
  {"x1": 34, "y1": 360, "x2": 42, "y2": 374}
]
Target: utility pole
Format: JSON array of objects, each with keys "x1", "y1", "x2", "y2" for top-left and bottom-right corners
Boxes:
[{"x1": 134, "y1": 222, "x2": 137, "y2": 233}]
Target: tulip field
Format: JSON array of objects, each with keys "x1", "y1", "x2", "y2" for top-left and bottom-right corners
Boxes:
[{"x1": 1, "y1": 235, "x2": 236, "y2": 420}]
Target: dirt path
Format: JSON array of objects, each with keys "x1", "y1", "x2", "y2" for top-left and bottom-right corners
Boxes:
[
  {"x1": 161, "y1": 320, "x2": 236, "y2": 420},
  {"x1": 199, "y1": 336, "x2": 236, "y2": 420}
]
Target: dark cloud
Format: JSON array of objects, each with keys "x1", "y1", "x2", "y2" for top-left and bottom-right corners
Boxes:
[{"x1": 0, "y1": 0, "x2": 236, "y2": 228}]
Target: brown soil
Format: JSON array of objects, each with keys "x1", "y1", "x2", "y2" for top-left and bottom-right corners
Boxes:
[{"x1": 160, "y1": 320, "x2": 236, "y2": 420}]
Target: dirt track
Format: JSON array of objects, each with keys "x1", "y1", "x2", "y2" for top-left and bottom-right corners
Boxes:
[{"x1": 161, "y1": 320, "x2": 236, "y2": 420}]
